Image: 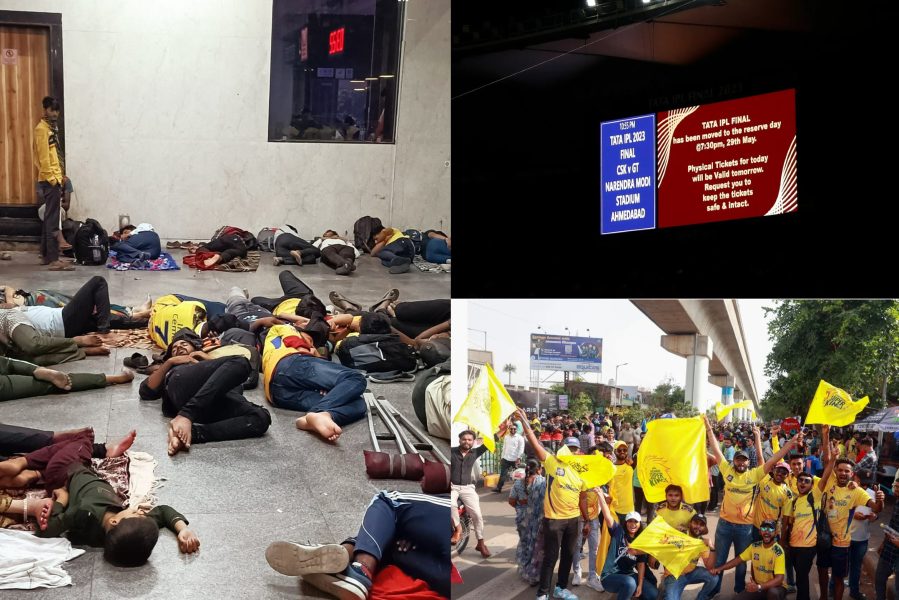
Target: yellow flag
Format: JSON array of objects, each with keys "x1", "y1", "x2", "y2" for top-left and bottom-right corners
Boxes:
[
  {"x1": 714, "y1": 400, "x2": 757, "y2": 422},
  {"x1": 630, "y1": 517, "x2": 708, "y2": 578},
  {"x1": 452, "y1": 363, "x2": 518, "y2": 452},
  {"x1": 556, "y1": 445, "x2": 617, "y2": 488},
  {"x1": 595, "y1": 520, "x2": 612, "y2": 576},
  {"x1": 637, "y1": 416, "x2": 709, "y2": 504},
  {"x1": 805, "y1": 380, "x2": 869, "y2": 427}
]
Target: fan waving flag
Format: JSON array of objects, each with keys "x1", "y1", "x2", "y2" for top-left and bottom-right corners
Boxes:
[
  {"x1": 452, "y1": 363, "x2": 518, "y2": 452},
  {"x1": 637, "y1": 416, "x2": 709, "y2": 504},
  {"x1": 557, "y1": 445, "x2": 617, "y2": 488},
  {"x1": 630, "y1": 517, "x2": 709, "y2": 578},
  {"x1": 805, "y1": 380, "x2": 869, "y2": 427},
  {"x1": 714, "y1": 399, "x2": 756, "y2": 422}
]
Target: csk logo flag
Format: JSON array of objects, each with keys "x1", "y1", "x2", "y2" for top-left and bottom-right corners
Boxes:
[
  {"x1": 453, "y1": 363, "x2": 518, "y2": 452},
  {"x1": 630, "y1": 517, "x2": 708, "y2": 578},
  {"x1": 805, "y1": 380, "x2": 869, "y2": 427},
  {"x1": 636, "y1": 416, "x2": 709, "y2": 504},
  {"x1": 557, "y1": 445, "x2": 617, "y2": 488},
  {"x1": 714, "y1": 400, "x2": 756, "y2": 422}
]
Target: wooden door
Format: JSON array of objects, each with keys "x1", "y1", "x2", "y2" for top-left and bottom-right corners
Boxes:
[{"x1": 0, "y1": 25, "x2": 50, "y2": 205}]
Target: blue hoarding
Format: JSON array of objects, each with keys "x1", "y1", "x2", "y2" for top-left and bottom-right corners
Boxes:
[
  {"x1": 601, "y1": 114, "x2": 657, "y2": 234},
  {"x1": 530, "y1": 334, "x2": 602, "y2": 373}
]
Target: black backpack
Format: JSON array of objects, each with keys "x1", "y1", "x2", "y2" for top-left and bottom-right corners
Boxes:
[
  {"x1": 74, "y1": 218, "x2": 109, "y2": 265},
  {"x1": 336, "y1": 333, "x2": 417, "y2": 373},
  {"x1": 353, "y1": 216, "x2": 383, "y2": 253},
  {"x1": 403, "y1": 229, "x2": 423, "y2": 255},
  {"x1": 256, "y1": 228, "x2": 277, "y2": 252}
]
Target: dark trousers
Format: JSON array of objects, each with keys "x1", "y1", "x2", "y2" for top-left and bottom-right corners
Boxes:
[
  {"x1": 1, "y1": 356, "x2": 106, "y2": 402},
  {"x1": 111, "y1": 231, "x2": 161, "y2": 262},
  {"x1": 791, "y1": 546, "x2": 817, "y2": 600},
  {"x1": 354, "y1": 491, "x2": 450, "y2": 598},
  {"x1": 633, "y1": 486, "x2": 656, "y2": 522},
  {"x1": 38, "y1": 182, "x2": 61, "y2": 262},
  {"x1": 538, "y1": 516, "x2": 580, "y2": 595},
  {"x1": 495, "y1": 458, "x2": 517, "y2": 492},
  {"x1": 390, "y1": 299, "x2": 451, "y2": 338},
  {"x1": 25, "y1": 429, "x2": 94, "y2": 490},
  {"x1": 163, "y1": 356, "x2": 271, "y2": 443},
  {"x1": 378, "y1": 238, "x2": 415, "y2": 267},
  {"x1": 733, "y1": 589, "x2": 786, "y2": 600},
  {"x1": 320, "y1": 245, "x2": 357, "y2": 270},
  {"x1": 848, "y1": 539, "x2": 868, "y2": 596},
  {"x1": 0, "y1": 423, "x2": 107, "y2": 460},
  {"x1": 251, "y1": 271, "x2": 315, "y2": 312},
  {"x1": 199, "y1": 233, "x2": 247, "y2": 264},
  {"x1": 175, "y1": 294, "x2": 227, "y2": 318},
  {"x1": 62, "y1": 276, "x2": 112, "y2": 335},
  {"x1": 274, "y1": 233, "x2": 320, "y2": 264}
]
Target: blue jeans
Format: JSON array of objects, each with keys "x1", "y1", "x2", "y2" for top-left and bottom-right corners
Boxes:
[
  {"x1": 848, "y1": 539, "x2": 868, "y2": 596},
  {"x1": 378, "y1": 238, "x2": 414, "y2": 267},
  {"x1": 577, "y1": 517, "x2": 600, "y2": 578},
  {"x1": 424, "y1": 239, "x2": 451, "y2": 264},
  {"x1": 601, "y1": 572, "x2": 659, "y2": 600},
  {"x1": 112, "y1": 231, "x2": 161, "y2": 262},
  {"x1": 664, "y1": 568, "x2": 717, "y2": 600},
  {"x1": 875, "y1": 550, "x2": 899, "y2": 600},
  {"x1": 269, "y1": 354, "x2": 367, "y2": 426},
  {"x1": 712, "y1": 520, "x2": 753, "y2": 595}
]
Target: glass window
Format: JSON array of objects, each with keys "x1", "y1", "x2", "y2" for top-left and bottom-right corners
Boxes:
[{"x1": 268, "y1": 0, "x2": 404, "y2": 143}]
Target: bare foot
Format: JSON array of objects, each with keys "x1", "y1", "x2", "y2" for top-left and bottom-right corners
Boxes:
[
  {"x1": 98, "y1": 331, "x2": 127, "y2": 344},
  {"x1": 106, "y1": 370, "x2": 135, "y2": 385},
  {"x1": 203, "y1": 254, "x2": 221, "y2": 268},
  {"x1": 32, "y1": 367, "x2": 72, "y2": 391},
  {"x1": 73, "y1": 334, "x2": 103, "y2": 347},
  {"x1": 131, "y1": 308, "x2": 151, "y2": 320},
  {"x1": 106, "y1": 430, "x2": 137, "y2": 458},
  {"x1": 84, "y1": 346, "x2": 111, "y2": 356},
  {"x1": 167, "y1": 424, "x2": 185, "y2": 456},
  {"x1": 296, "y1": 412, "x2": 342, "y2": 442},
  {"x1": 137, "y1": 297, "x2": 152, "y2": 313},
  {"x1": 290, "y1": 250, "x2": 303, "y2": 266},
  {"x1": 32, "y1": 498, "x2": 55, "y2": 530},
  {"x1": 170, "y1": 415, "x2": 193, "y2": 449}
]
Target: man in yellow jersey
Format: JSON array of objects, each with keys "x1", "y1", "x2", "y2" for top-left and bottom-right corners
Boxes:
[
  {"x1": 371, "y1": 227, "x2": 415, "y2": 274},
  {"x1": 710, "y1": 519, "x2": 787, "y2": 599},
  {"x1": 656, "y1": 484, "x2": 696, "y2": 533},
  {"x1": 515, "y1": 408, "x2": 589, "y2": 600},
  {"x1": 609, "y1": 441, "x2": 635, "y2": 526},
  {"x1": 751, "y1": 460, "x2": 793, "y2": 542},
  {"x1": 816, "y1": 425, "x2": 884, "y2": 600},
  {"x1": 34, "y1": 96, "x2": 73, "y2": 271},
  {"x1": 783, "y1": 452, "x2": 816, "y2": 591},
  {"x1": 661, "y1": 513, "x2": 717, "y2": 600},
  {"x1": 705, "y1": 416, "x2": 801, "y2": 597},
  {"x1": 782, "y1": 468, "x2": 831, "y2": 600}
]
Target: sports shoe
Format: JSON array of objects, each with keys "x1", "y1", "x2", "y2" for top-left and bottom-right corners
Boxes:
[
  {"x1": 553, "y1": 586, "x2": 578, "y2": 600},
  {"x1": 387, "y1": 256, "x2": 411, "y2": 274},
  {"x1": 303, "y1": 562, "x2": 372, "y2": 600},
  {"x1": 585, "y1": 575, "x2": 604, "y2": 592},
  {"x1": 572, "y1": 565, "x2": 582, "y2": 586},
  {"x1": 335, "y1": 264, "x2": 351, "y2": 276},
  {"x1": 265, "y1": 541, "x2": 349, "y2": 576}
]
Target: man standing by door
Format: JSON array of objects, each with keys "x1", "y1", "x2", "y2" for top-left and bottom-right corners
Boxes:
[{"x1": 34, "y1": 96, "x2": 72, "y2": 271}]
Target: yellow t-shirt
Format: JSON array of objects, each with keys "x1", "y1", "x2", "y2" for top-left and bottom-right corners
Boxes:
[
  {"x1": 664, "y1": 547, "x2": 710, "y2": 578},
  {"x1": 262, "y1": 324, "x2": 312, "y2": 401},
  {"x1": 33, "y1": 119, "x2": 62, "y2": 185},
  {"x1": 719, "y1": 462, "x2": 766, "y2": 525},
  {"x1": 783, "y1": 487, "x2": 824, "y2": 548},
  {"x1": 787, "y1": 474, "x2": 820, "y2": 498},
  {"x1": 609, "y1": 463, "x2": 635, "y2": 515},
  {"x1": 584, "y1": 489, "x2": 600, "y2": 521},
  {"x1": 837, "y1": 443, "x2": 847, "y2": 458},
  {"x1": 273, "y1": 298, "x2": 300, "y2": 316},
  {"x1": 847, "y1": 439, "x2": 857, "y2": 461},
  {"x1": 753, "y1": 475, "x2": 793, "y2": 529},
  {"x1": 739, "y1": 541, "x2": 786, "y2": 588},
  {"x1": 656, "y1": 503, "x2": 697, "y2": 533},
  {"x1": 822, "y1": 474, "x2": 874, "y2": 547},
  {"x1": 387, "y1": 229, "x2": 408, "y2": 245},
  {"x1": 148, "y1": 294, "x2": 207, "y2": 348},
  {"x1": 542, "y1": 454, "x2": 589, "y2": 520}
]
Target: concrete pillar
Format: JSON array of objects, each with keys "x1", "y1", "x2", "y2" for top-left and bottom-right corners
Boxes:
[
  {"x1": 661, "y1": 334, "x2": 713, "y2": 413},
  {"x1": 709, "y1": 374, "x2": 736, "y2": 423}
]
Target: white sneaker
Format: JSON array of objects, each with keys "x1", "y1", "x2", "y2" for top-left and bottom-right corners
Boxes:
[
  {"x1": 536, "y1": 596, "x2": 548, "y2": 600},
  {"x1": 571, "y1": 565, "x2": 582, "y2": 586},
  {"x1": 585, "y1": 575, "x2": 604, "y2": 592}
]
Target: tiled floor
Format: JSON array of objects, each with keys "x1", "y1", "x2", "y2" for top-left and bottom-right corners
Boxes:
[{"x1": 0, "y1": 249, "x2": 451, "y2": 599}]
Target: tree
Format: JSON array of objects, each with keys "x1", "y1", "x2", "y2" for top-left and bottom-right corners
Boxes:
[
  {"x1": 569, "y1": 392, "x2": 595, "y2": 419},
  {"x1": 648, "y1": 380, "x2": 687, "y2": 413},
  {"x1": 502, "y1": 363, "x2": 517, "y2": 386},
  {"x1": 761, "y1": 300, "x2": 899, "y2": 419}
]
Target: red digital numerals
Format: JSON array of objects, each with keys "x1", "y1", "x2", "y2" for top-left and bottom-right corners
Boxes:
[{"x1": 329, "y1": 28, "x2": 345, "y2": 55}]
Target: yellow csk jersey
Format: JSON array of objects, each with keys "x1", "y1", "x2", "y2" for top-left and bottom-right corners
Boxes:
[
  {"x1": 656, "y1": 503, "x2": 696, "y2": 533},
  {"x1": 262, "y1": 324, "x2": 310, "y2": 401},
  {"x1": 609, "y1": 462, "x2": 635, "y2": 515},
  {"x1": 542, "y1": 454, "x2": 589, "y2": 520},
  {"x1": 273, "y1": 298, "x2": 300, "y2": 316},
  {"x1": 787, "y1": 474, "x2": 820, "y2": 497},
  {"x1": 822, "y1": 474, "x2": 873, "y2": 547},
  {"x1": 387, "y1": 229, "x2": 408, "y2": 245},
  {"x1": 719, "y1": 462, "x2": 766, "y2": 525},
  {"x1": 148, "y1": 295, "x2": 206, "y2": 348},
  {"x1": 783, "y1": 487, "x2": 823, "y2": 548},
  {"x1": 753, "y1": 475, "x2": 793, "y2": 529},
  {"x1": 739, "y1": 541, "x2": 786, "y2": 588},
  {"x1": 584, "y1": 489, "x2": 601, "y2": 521}
]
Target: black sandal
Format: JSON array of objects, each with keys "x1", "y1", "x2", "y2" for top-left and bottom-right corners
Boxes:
[{"x1": 123, "y1": 352, "x2": 149, "y2": 369}]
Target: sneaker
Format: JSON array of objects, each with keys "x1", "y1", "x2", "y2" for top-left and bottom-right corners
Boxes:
[
  {"x1": 387, "y1": 256, "x2": 411, "y2": 274},
  {"x1": 335, "y1": 264, "x2": 351, "y2": 276},
  {"x1": 265, "y1": 541, "x2": 349, "y2": 576},
  {"x1": 439, "y1": 263, "x2": 451, "y2": 272},
  {"x1": 572, "y1": 565, "x2": 582, "y2": 586},
  {"x1": 303, "y1": 562, "x2": 372, "y2": 600},
  {"x1": 536, "y1": 596, "x2": 548, "y2": 600},
  {"x1": 553, "y1": 586, "x2": 578, "y2": 600},
  {"x1": 585, "y1": 575, "x2": 604, "y2": 592}
]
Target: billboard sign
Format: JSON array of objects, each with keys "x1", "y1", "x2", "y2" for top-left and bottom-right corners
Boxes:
[{"x1": 530, "y1": 334, "x2": 602, "y2": 373}]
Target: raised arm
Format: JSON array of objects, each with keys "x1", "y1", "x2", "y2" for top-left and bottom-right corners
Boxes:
[
  {"x1": 821, "y1": 425, "x2": 831, "y2": 464},
  {"x1": 596, "y1": 484, "x2": 617, "y2": 530},
  {"x1": 516, "y1": 407, "x2": 547, "y2": 463},
  {"x1": 703, "y1": 416, "x2": 724, "y2": 465},
  {"x1": 753, "y1": 425, "x2": 764, "y2": 467},
  {"x1": 762, "y1": 430, "x2": 803, "y2": 473}
]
